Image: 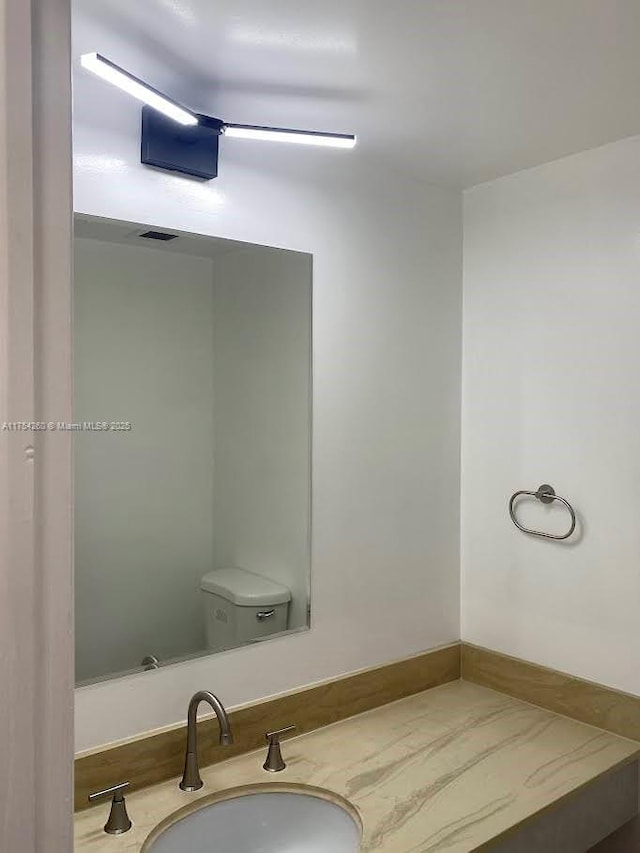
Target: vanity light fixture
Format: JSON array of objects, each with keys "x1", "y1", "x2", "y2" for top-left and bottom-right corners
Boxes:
[
  {"x1": 223, "y1": 124, "x2": 357, "y2": 149},
  {"x1": 80, "y1": 53, "x2": 198, "y2": 126},
  {"x1": 81, "y1": 52, "x2": 357, "y2": 180}
]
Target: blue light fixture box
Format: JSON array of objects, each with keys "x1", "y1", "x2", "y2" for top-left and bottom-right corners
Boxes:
[{"x1": 140, "y1": 106, "x2": 223, "y2": 180}]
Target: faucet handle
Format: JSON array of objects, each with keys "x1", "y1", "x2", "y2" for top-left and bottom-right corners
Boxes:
[
  {"x1": 263, "y1": 725, "x2": 297, "y2": 772},
  {"x1": 88, "y1": 781, "x2": 132, "y2": 835}
]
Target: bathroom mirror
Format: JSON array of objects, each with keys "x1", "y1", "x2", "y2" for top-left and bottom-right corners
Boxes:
[{"x1": 74, "y1": 214, "x2": 312, "y2": 685}]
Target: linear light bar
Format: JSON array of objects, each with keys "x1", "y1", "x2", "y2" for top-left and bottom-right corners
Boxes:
[
  {"x1": 223, "y1": 123, "x2": 357, "y2": 149},
  {"x1": 80, "y1": 53, "x2": 198, "y2": 126}
]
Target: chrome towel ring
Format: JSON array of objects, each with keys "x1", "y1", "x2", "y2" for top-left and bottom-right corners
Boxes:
[{"x1": 509, "y1": 484, "x2": 576, "y2": 541}]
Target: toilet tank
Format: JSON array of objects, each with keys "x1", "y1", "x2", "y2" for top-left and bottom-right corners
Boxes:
[{"x1": 200, "y1": 568, "x2": 291, "y2": 652}]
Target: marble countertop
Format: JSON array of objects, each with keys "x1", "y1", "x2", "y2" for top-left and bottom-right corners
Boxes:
[{"x1": 74, "y1": 680, "x2": 639, "y2": 852}]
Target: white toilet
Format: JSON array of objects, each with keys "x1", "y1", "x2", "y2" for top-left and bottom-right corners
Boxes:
[{"x1": 200, "y1": 567, "x2": 291, "y2": 652}]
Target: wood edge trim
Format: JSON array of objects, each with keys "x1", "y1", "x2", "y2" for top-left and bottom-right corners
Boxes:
[
  {"x1": 75, "y1": 641, "x2": 460, "y2": 811},
  {"x1": 461, "y1": 642, "x2": 640, "y2": 743}
]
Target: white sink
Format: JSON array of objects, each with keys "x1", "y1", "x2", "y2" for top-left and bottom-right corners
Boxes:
[{"x1": 143, "y1": 785, "x2": 362, "y2": 853}]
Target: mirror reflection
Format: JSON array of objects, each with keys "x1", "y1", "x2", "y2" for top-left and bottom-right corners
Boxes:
[{"x1": 74, "y1": 215, "x2": 312, "y2": 685}]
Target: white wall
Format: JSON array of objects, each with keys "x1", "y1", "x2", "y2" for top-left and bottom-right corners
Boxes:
[
  {"x1": 211, "y1": 247, "x2": 312, "y2": 631},
  {"x1": 462, "y1": 135, "x2": 640, "y2": 696},
  {"x1": 72, "y1": 38, "x2": 462, "y2": 751},
  {"x1": 74, "y1": 238, "x2": 215, "y2": 681}
]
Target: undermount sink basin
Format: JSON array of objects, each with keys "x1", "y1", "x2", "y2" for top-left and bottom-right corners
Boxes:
[{"x1": 142, "y1": 784, "x2": 362, "y2": 853}]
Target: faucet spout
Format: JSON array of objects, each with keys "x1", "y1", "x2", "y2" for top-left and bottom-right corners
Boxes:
[{"x1": 179, "y1": 690, "x2": 234, "y2": 791}]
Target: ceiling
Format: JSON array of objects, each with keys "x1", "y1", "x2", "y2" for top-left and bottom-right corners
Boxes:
[
  {"x1": 74, "y1": 214, "x2": 271, "y2": 258},
  {"x1": 73, "y1": 0, "x2": 640, "y2": 188}
]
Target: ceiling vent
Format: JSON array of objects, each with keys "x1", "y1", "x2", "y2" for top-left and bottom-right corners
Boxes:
[{"x1": 138, "y1": 230, "x2": 178, "y2": 242}]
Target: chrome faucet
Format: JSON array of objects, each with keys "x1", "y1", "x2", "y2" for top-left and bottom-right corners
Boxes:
[{"x1": 179, "y1": 690, "x2": 234, "y2": 791}]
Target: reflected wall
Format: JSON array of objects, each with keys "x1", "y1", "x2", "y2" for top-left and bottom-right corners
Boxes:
[{"x1": 74, "y1": 215, "x2": 312, "y2": 684}]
